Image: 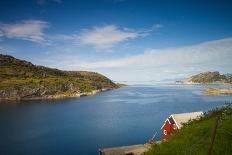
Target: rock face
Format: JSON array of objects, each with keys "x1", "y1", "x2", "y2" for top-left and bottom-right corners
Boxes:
[
  {"x1": 0, "y1": 54, "x2": 118, "y2": 100},
  {"x1": 176, "y1": 71, "x2": 232, "y2": 84}
]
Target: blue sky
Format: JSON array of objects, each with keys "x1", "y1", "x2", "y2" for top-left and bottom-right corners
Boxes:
[{"x1": 0, "y1": 0, "x2": 232, "y2": 83}]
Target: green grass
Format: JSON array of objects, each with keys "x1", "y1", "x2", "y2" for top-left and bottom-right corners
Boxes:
[
  {"x1": 63, "y1": 90, "x2": 80, "y2": 95},
  {"x1": 145, "y1": 104, "x2": 232, "y2": 155},
  {"x1": 0, "y1": 76, "x2": 111, "y2": 92}
]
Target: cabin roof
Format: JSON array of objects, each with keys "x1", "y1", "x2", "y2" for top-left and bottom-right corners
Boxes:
[
  {"x1": 161, "y1": 111, "x2": 203, "y2": 129},
  {"x1": 171, "y1": 111, "x2": 203, "y2": 128},
  {"x1": 168, "y1": 116, "x2": 175, "y2": 124}
]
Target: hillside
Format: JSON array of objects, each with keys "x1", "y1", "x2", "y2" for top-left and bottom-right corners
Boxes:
[
  {"x1": 0, "y1": 54, "x2": 118, "y2": 100},
  {"x1": 145, "y1": 104, "x2": 232, "y2": 155},
  {"x1": 176, "y1": 71, "x2": 232, "y2": 84}
]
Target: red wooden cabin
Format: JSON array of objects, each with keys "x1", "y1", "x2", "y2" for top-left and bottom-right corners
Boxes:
[{"x1": 161, "y1": 111, "x2": 203, "y2": 141}]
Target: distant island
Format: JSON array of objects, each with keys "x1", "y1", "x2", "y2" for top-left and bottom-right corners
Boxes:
[
  {"x1": 0, "y1": 54, "x2": 124, "y2": 101},
  {"x1": 176, "y1": 71, "x2": 232, "y2": 85},
  {"x1": 176, "y1": 71, "x2": 232, "y2": 95},
  {"x1": 203, "y1": 88, "x2": 232, "y2": 96}
]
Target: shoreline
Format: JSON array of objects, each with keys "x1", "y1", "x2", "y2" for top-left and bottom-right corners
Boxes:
[{"x1": 0, "y1": 88, "x2": 115, "y2": 102}]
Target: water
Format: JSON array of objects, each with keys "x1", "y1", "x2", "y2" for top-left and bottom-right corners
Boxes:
[{"x1": 0, "y1": 84, "x2": 232, "y2": 155}]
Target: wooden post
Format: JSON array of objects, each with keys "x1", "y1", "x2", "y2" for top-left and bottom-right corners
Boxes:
[{"x1": 207, "y1": 116, "x2": 220, "y2": 155}]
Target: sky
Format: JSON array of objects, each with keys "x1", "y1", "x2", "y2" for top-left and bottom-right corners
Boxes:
[{"x1": 0, "y1": 0, "x2": 232, "y2": 83}]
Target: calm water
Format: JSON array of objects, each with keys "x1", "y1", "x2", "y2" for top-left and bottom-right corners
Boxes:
[{"x1": 0, "y1": 84, "x2": 232, "y2": 155}]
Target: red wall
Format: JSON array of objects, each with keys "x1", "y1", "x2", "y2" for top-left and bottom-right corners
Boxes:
[{"x1": 162, "y1": 120, "x2": 175, "y2": 141}]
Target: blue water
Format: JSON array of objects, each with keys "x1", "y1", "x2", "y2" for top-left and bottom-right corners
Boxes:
[{"x1": 0, "y1": 84, "x2": 232, "y2": 155}]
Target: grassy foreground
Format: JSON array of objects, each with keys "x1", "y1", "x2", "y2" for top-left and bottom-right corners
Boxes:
[{"x1": 145, "y1": 104, "x2": 232, "y2": 155}]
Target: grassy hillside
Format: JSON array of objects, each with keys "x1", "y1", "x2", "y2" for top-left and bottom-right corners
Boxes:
[
  {"x1": 177, "y1": 71, "x2": 232, "y2": 84},
  {"x1": 0, "y1": 54, "x2": 118, "y2": 100},
  {"x1": 145, "y1": 104, "x2": 232, "y2": 155}
]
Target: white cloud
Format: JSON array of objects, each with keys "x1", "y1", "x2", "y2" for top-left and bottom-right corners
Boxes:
[
  {"x1": 0, "y1": 20, "x2": 49, "y2": 44},
  {"x1": 78, "y1": 38, "x2": 232, "y2": 69},
  {"x1": 78, "y1": 25, "x2": 139, "y2": 49},
  {"x1": 53, "y1": 24, "x2": 160, "y2": 49}
]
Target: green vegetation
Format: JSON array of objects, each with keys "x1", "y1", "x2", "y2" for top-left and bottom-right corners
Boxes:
[
  {"x1": 204, "y1": 88, "x2": 232, "y2": 96},
  {"x1": 225, "y1": 74, "x2": 232, "y2": 84},
  {"x1": 145, "y1": 104, "x2": 232, "y2": 155},
  {"x1": 190, "y1": 71, "x2": 227, "y2": 83},
  {"x1": 116, "y1": 83, "x2": 128, "y2": 88},
  {"x1": 0, "y1": 54, "x2": 118, "y2": 100},
  {"x1": 177, "y1": 71, "x2": 232, "y2": 84}
]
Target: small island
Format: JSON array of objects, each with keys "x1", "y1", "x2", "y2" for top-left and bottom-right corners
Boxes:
[
  {"x1": 203, "y1": 88, "x2": 232, "y2": 96},
  {"x1": 176, "y1": 71, "x2": 232, "y2": 96},
  {"x1": 0, "y1": 54, "x2": 124, "y2": 101}
]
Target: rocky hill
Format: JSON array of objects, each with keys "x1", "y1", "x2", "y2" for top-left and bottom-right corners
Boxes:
[
  {"x1": 0, "y1": 54, "x2": 118, "y2": 100},
  {"x1": 176, "y1": 71, "x2": 232, "y2": 84}
]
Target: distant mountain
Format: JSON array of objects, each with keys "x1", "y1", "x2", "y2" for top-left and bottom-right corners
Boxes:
[
  {"x1": 176, "y1": 71, "x2": 232, "y2": 84},
  {"x1": 0, "y1": 54, "x2": 119, "y2": 100}
]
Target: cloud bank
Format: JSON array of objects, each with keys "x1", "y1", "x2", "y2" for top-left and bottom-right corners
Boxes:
[
  {"x1": 30, "y1": 37, "x2": 231, "y2": 83},
  {"x1": 78, "y1": 38, "x2": 232, "y2": 69},
  {"x1": 73, "y1": 38, "x2": 232, "y2": 82},
  {"x1": 0, "y1": 20, "x2": 49, "y2": 44}
]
